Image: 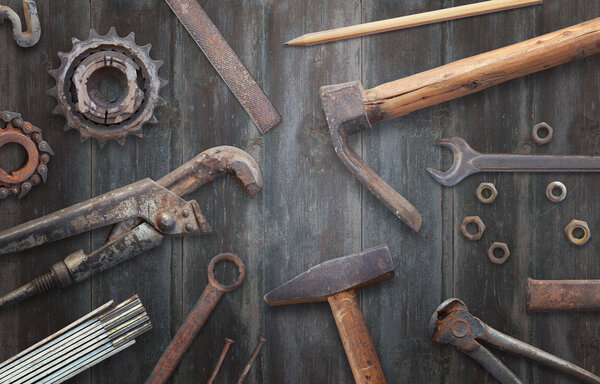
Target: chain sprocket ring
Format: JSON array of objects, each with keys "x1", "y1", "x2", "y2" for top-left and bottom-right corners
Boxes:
[
  {"x1": 0, "y1": 111, "x2": 54, "y2": 199},
  {"x1": 48, "y1": 27, "x2": 167, "y2": 147}
]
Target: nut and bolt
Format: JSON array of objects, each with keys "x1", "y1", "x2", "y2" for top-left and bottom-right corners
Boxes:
[
  {"x1": 488, "y1": 242, "x2": 510, "y2": 264},
  {"x1": 532, "y1": 122, "x2": 553, "y2": 145},
  {"x1": 460, "y1": 216, "x2": 486, "y2": 241},
  {"x1": 476, "y1": 182, "x2": 498, "y2": 204},
  {"x1": 565, "y1": 219, "x2": 590, "y2": 246}
]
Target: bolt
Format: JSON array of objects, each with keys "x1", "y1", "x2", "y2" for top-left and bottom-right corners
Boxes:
[
  {"x1": 185, "y1": 223, "x2": 194, "y2": 232},
  {"x1": 206, "y1": 338, "x2": 235, "y2": 384},
  {"x1": 450, "y1": 320, "x2": 469, "y2": 338},
  {"x1": 157, "y1": 213, "x2": 176, "y2": 231},
  {"x1": 182, "y1": 209, "x2": 190, "y2": 217}
]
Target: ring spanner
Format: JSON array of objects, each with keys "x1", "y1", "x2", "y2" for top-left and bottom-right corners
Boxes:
[
  {"x1": 428, "y1": 136, "x2": 600, "y2": 187},
  {"x1": 145, "y1": 253, "x2": 245, "y2": 384},
  {"x1": 430, "y1": 298, "x2": 600, "y2": 384}
]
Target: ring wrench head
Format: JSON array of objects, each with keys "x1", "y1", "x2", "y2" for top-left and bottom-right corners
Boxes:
[{"x1": 208, "y1": 253, "x2": 246, "y2": 292}]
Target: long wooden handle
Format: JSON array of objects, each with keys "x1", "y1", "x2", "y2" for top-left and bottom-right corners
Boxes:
[
  {"x1": 363, "y1": 17, "x2": 600, "y2": 124},
  {"x1": 527, "y1": 278, "x2": 600, "y2": 312},
  {"x1": 328, "y1": 290, "x2": 386, "y2": 384}
]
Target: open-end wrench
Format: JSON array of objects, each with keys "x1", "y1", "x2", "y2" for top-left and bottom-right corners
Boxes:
[
  {"x1": 427, "y1": 137, "x2": 600, "y2": 187},
  {"x1": 145, "y1": 254, "x2": 245, "y2": 384}
]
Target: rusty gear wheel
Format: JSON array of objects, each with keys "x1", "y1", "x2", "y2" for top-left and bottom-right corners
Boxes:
[
  {"x1": 0, "y1": 111, "x2": 54, "y2": 199},
  {"x1": 48, "y1": 27, "x2": 167, "y2": 147}
]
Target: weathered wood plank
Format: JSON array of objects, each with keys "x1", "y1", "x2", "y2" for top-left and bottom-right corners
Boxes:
[
  {"x1": 87, "y1": 1, "x2": 175, "y2": 383},
  {"x1": 0, "y1": 3, "x2": 91, "y2": 384},
  {"x1": 263, "y1": 1, "x2": 362, "y2": 383}
]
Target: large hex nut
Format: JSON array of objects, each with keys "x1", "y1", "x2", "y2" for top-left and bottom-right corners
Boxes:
[
  {"x1": 565, "y1": 219, "x2": 591, "y2": 246},
  {"x1": 532, "y1": 122, "x2": 553, "y2": 145},
  {"x1": 488, "y1": 242, "x2": 510, "y2": 264},
  {"x1": 476, "y1": 182, "x2": 498, "y2": 204},
  {"x1": 460, "y1": 216, "x2": 486, "y2": 241}
]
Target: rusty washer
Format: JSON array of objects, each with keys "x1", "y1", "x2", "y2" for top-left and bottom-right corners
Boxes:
[
  {"x1": 546, "y1": 181, "x2": 567, "y2": 203},
  {"x1": 460, "y1": 216, "x2": 486, "y2": 241},
  {"x1": 487, "y1": 242, "x2": 510, "y2": 264},
  {"x1": 476, "y1": 182, "x2": 497, "y2": 204},
  {"x1": 0, "y1": 111, "x2": 53, "y2": 199},
  {"x1": 565, "y1": 219, "x2": 590, "y2": 246},
  {"x1": 532, "y1": 122, "x2": 553, "y2": 145},
  {"x1": 48, "y1": 27, "x2": 167, "y2": 147}
]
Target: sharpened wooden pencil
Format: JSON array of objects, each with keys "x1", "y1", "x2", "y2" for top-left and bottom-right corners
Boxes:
[{"x1": 286, "y1": 0, "x2": 542, "y2": 46}]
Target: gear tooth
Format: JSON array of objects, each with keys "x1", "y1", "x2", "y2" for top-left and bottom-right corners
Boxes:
[
  {"x1": 89, "y1": 29, "x2": 100, "y2": 39},
  {"x1": 47, "y1": 87, "x2": 58, "y2": 97},
  {"x1": 107, "y1": 27, "x2": 118, "y2": 38},
  {"x1": 97, "y1": 139, "x2": 107, "y2": 149},
  {"x1": 143, "y1": 43, "x2": 152, "y2": 53},
  {"x1": 63, "y1": 123, "x2": 72, "y2": 132},
  {"x1": 149, "y1": 114, "x2": 158, "y2": 124},
  {"x1": 71, "y1": 37, "x2": 80, "y2": 45},
  {"x1": 159, "y1": 78, "x2": 169, "y2": 88},
  {"x1": 117, "y1": 137, "x2": 127, "y2": 146},
  {"x1": 134, "y1": 131, "x2": 144, "y2": 138},
  {"x1": 153, "y1": 59, "x2": 164, "y2": 70},
  {"x1": 52, "y1": 105, "x2": 63, "y2": 115},
  {"x1": 158, "y1": 97, "x2": 167, "y2": 107},
  {"x1": 48, "y1": 68, "x2": 60, "y2": 79},
  {"x1": 126, "y1": 31, "x2": 135, "y2": 41}
]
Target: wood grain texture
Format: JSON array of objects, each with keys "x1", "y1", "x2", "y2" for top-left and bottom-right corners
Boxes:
[{"x1": 0, "y1": 1, "x2": 600, "y2": 383}]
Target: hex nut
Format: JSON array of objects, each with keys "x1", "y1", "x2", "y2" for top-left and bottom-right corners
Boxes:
[
  {"x1": 476, "y1": 182, "x2": 498, "y2": 204},
  {"x1": 532, "y1": 122, "x2": 553, "y2": 145},
  {"x1": 546, "y1": 181, "x2": 567, "y2": 203},
  {"x1": 460, "y1": 216, "x2": 486, "y2": 241},
  {"x1": 488, "y1": 242, "x2": 510, "y2": 264},
  {"x1": 565, "y1": 219, "x2": 591, "y2": 246}
]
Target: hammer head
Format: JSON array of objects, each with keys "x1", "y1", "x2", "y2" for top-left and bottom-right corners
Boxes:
[
  {"x1": 264, "y1": 244, "x2": 393, "y2": 306},
  {"x1": 320, "y1": 82, "x2": 422, "y2": 232}
]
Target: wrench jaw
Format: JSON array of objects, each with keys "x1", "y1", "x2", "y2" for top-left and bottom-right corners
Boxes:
[{"x1": 427, "y1": 137, "x2": 480, "y2": 187}]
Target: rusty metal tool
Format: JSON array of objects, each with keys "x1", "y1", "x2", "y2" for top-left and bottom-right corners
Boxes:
[
  {"x1": 0, "y1": 0, "x2": 40, "y2": 47},
  {"x1": 206, "y1": 338, "x2": 234, "y2": 384},
  {"x1": 527, "y1": 278, "x2": 600, "y2": 312},
  {"x1": 236, "y1": 336, "x2": 266, "y2": 384},
  {"x1": 0, "y1": 146, "x2": 261, "y2": 308},
  {"x1": 427, "y1": 136, "x2": 600, "y2": 186},
  {"x1": 264, "y1": 245, "x2": 393, "y2": 384},
  {"x1": 164, "y1": 0, "x2": 280, "y2": 133},
  {"x1": 0, "y1": 295, "x2": 151, "y2": 384},
  {"x1": 430, "y1": 298, "x2": 600, "y2": 384},
  {"x1": 145, "y1": 253, "x2": 245, "y2": 384},
  {"x1": 320, "y1": 18, "x2": 600, "y2": 232}
]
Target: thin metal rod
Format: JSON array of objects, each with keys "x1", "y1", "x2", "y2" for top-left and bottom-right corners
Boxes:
[
  {"x1": 206, "y1": 338, "x2": 234, "y2": 384},
  {"x1": 236, "y1": 337, "x2": 266, "y2": 384}
]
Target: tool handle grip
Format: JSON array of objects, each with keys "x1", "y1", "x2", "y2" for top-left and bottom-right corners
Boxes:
[
  {"x1": 145, "y1": 285, "x2": 224, "y2": 384},
  {"x1": 527, "y1": 278, "x2": 600, "y2": 312},
  {"x1": 328, "y1": 290, "x2": 387, "y2": 384},
  {"x1": 362, "y1": 17, "x2": 600, "y2": 124}
]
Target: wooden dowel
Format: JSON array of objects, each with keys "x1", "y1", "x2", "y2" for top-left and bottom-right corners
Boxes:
[{"x1": 286, "y1": 0, "x2": 542, "y2": 46}]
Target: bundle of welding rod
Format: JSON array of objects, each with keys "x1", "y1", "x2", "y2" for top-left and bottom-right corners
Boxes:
[{"x1": 0, "y1": 295, "x2": 151, "y2": 383}]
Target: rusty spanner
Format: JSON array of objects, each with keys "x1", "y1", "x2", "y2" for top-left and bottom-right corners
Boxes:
[
  {"x1": 427, "y1": 136, "x2": 600, "y2": 186},
  {"x1": 430, "y1": 298, "x2": 600, "y2": 384},
  {"x1": 145, "y1": 253, "x2": 245, "y2": 384}
]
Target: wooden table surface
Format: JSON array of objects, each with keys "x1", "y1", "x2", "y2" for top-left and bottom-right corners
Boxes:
[{"x1": 1, "y1": 0, "x2": 600, "y2": 383}]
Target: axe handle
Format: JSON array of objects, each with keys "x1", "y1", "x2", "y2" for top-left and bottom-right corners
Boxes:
[
  {"x1": 328, "y1": 290, "x2": 386, "y2": 384},
  {"x1": 362, "y1": 17, "x2": 600, "y2": 124},
  {"x1": 527, "y1": 278, "x2": 600, "y2": 312}
]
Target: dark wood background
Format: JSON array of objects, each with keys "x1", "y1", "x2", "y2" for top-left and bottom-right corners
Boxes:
[{"x1": 1, "y1": 0, "x2": 600, "y2": 383}]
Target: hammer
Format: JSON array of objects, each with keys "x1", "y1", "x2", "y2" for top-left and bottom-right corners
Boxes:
[
  {"x1": 320, "y1": 18, "x2": 600, "y2": 232},
  {"x1": 264, "y1": 245, "x2": 394, "y2": 384}
]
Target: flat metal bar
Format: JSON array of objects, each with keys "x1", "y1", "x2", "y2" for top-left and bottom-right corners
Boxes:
[{"x1": 164, "y1": 0, "x2": 281, "y2": 133}]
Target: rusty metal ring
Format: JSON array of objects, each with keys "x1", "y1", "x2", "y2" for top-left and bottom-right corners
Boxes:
[
  {"x1": 546, "y1": 181, "x2": 567, "y2": 203},
  {"x1": 0, "y1": 111, "x2": 53, "y2": 199},
  {"x1": 532, "y1": 122, "x2": 553, "y2": 145},
  {"x1": 460, "y1": 216, "x2": 486, "y2": 241},
  {"x1": 487, "y1": 242, "x2": 510, "y2": 264},
  {"x1": 208, "y1": 253, "x2": 245, "y2": 292}
]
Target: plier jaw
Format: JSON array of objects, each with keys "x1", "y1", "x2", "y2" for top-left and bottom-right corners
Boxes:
[{"x1": 430, "y1": 298, "x2": 600, "y2": 384}]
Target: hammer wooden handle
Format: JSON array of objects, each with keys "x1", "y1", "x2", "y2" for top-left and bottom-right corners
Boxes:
[
  {"x1": 328, "y1": 290, "x2": 386, "y2": 384},
  {"x1": 527, "y1": 278, "x2": 600, "y2": 312},
  {"x1": 363, "y1": 17, "x2": 600, "y2": 124}
]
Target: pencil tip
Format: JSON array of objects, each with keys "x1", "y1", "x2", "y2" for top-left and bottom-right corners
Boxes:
[{"x1": 285, "y1": 37, "x2": 302, "y2": 46}]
